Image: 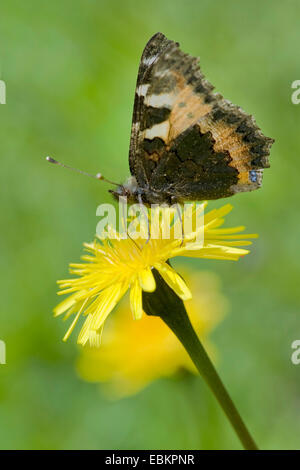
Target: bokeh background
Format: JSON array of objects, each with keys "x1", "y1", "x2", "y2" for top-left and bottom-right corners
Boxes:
[{"x1": 0, "y1": 0, "x2": 300, "y2": 450}]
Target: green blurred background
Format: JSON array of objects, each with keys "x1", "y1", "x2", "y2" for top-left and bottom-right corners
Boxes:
[{"x1": 0, "y1": 0, "x2": 300, "y2": 450}]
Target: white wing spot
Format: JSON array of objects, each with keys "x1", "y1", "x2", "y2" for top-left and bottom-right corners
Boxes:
[
  {"x1": 145, "y1": 121, "x2": 170, "y2": 141},
  {"x1": 132, "y1": 122, "x2": 140, "y2": 133},
  {"x1": 146, "y1": 93, "x2": 175, "y2": 108},
  {"x1": 137, "y1": 84, "x2": 150, "y2": 97},
  {"x1": 142, "y1": 56, "x2": 157, "y2": 67},
  {"x1": 154, "y1": 70, "x2": 167, "y2": 78}
]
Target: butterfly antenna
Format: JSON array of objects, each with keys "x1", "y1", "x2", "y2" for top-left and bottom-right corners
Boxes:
[{"x1": 45, "y1": 156, "x2": 119, "y2": 186}]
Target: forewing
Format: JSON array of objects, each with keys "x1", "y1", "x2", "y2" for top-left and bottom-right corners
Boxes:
[{"x1": 129, "y1": 32, "x2": 175, "y2": 187}]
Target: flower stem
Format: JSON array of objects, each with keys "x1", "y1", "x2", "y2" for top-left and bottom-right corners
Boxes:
[{"x1": 143, "y1": 267, "x2": 258, "y2": 450}]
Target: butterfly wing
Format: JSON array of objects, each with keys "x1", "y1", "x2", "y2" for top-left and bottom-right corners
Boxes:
[
  {"x1": 129, "y1": 33, "x2": 274, "y2": 202},
  {"x1": 129, "y1": 32, "x2": 174, "y2": 188}
]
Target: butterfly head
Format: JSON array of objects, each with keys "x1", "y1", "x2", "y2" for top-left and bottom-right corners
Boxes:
[{"x1": 109, "y1": 176, "x2": 139, "y2": 203}]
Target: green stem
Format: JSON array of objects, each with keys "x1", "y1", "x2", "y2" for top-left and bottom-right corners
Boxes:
[{"x1": 143, "y1": 268, "x2": 258, "y2": 450}]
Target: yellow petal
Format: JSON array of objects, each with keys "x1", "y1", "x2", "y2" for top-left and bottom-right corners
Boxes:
[
  {"x1": 88, "y1": 329, "x2": 102, "y2": 348},
  {"x1": 90, "y1": 283, "x2": 127, "y2": 331},
  {"x1": 138, "y1": 268, "x2": 156, "y2": 292},
  {"x1": 130, "y1": 279, "x2": 143, "y2": 320},
  {"x1": 206, "y1": 226, "x2": 246, "y2": 234},
  {"x1": 63, "y1": 298, "x2": 89, "y2": 342},
  {"x1": 77, "y1": 314, "x2": 93, "y2": 346},
  {"x1": 180, "y1": 245, "x2": 250, "y2": 260},
  {"x1": 54, "y1": 292, "x2": 78, "y2": 317},
  {"x1": 206, "y1": 204, "x2": 233, "y2": 222},
  {"x1": 209, "y1": 240, "x2": 253, "y2": 247},
  {"x1": 206, "y1": 232, "x2": 258, "y2": 240},
  {"x1": 155, "y1": 263, "x2": 192, "y2": 301}
]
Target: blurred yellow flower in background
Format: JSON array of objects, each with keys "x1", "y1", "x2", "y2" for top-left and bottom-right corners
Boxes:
[
  {"x1": 54, "y1": 202, "x2": 256, "y2": 346},
  {"x1": 77, "y1": 267, "x2": 228, "y2": 398}
]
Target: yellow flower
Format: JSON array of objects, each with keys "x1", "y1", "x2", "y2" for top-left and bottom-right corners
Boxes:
[
  {"x1": 77, "y1": 268, "x2": 228, "y2": 397},
  {"x1": 54, "y1": 203, "x2": 257, "y2": 345}
]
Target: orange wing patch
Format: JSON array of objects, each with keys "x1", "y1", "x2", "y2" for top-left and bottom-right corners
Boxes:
[
  {"x1": 169, "y1": 71, "x2": 213, "y2": 141},
  {"x1": 198, "y1": 117, "x2": 252, "y2": 175}
]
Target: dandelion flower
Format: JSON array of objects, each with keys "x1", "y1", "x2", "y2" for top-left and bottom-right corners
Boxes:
[
  {"x1": 77, "y1": 268, "x2": 228, "y2": 397},
  {"x1": 54, "y1": 203, "x2": 257, "y2": 345}
]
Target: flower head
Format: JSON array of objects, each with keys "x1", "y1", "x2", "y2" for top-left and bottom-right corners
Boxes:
[
  {"x1": 77, "y1": 268, "x2": 228, "y2": 397},
  {"x1": 54, "y1": 203, "x2": 257, "y2": 345}
]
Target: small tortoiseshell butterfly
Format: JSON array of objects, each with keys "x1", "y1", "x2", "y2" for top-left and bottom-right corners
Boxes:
[{"x1": 110, "y1": 32, "x2": 274, "y2": 205}]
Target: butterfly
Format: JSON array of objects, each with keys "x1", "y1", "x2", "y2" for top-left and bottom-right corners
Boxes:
[{"x1": 110, "y1": 32, "x2": 274, "y2": 206}]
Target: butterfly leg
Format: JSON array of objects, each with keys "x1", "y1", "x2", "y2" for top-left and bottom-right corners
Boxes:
[
  {"x1": 171, "y1": 197, "x2": 184, "y2": 246},
  {"x1": 119, "y1": 196, "x2": 141, "y2": 251},
  {"x1": 138, "y1": 193, "x2": 150, "y2": 244}
]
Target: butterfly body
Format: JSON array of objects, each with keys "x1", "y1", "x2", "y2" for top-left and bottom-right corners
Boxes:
[{"x1": 111, "y1": 32, "x2": 274, "y2": 206}]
